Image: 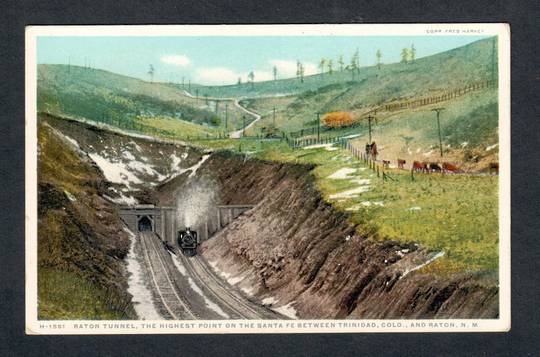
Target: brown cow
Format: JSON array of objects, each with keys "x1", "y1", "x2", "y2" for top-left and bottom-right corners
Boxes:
[
  {"x1": 412, "y1": 161, "x2": 427, "y2": 173},
  {"x1": 442, "y1": 162, "x2": 460, "y2": 173},
  {"x1": 489, "y1": 162, "x2": 499, "y2": 175},
  {"x1": 382, "y1": 160, "x2": 390, "y2": 169},
  {"x1": 397, "y1": 159, "x2": 406, "y2": 169}
]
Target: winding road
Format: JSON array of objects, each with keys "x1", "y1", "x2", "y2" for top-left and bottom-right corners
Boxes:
[{"x1": 182, "y1": 90, "x2": 262, "y2": 138}]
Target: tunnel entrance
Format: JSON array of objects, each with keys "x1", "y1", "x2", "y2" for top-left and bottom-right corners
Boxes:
[{"x1": 138, "y1": 216, "x2": 153, "y2": 232}]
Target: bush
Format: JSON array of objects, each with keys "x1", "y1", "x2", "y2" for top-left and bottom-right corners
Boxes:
[{"x1": 323, "y1": 111, "x2": 355, "y2": 128}]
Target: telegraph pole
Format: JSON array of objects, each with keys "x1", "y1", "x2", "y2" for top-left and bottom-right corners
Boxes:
[
  {"x1": 225, "y1": 103, "x2": 228, "y2": 130},
  {"x1": 367, "y1": 115, "x2": 374, "y2": 144},
  {"x1": 273, "y1": 107, "x2": 276, "y2": 126},
  {"x1": 316, "y1": 112, "x2": 321, "y2": 141},
  {"x1": 432, "y1": 108, "x2": 445, "y2": 157},
  {"x1": 242, "y1": 115, "x2": 246, "y2": 137}
]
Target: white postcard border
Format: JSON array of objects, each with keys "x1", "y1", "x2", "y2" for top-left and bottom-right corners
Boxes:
[{"x1": 25, "y1": 23, "x2": 511, "y2": 334}]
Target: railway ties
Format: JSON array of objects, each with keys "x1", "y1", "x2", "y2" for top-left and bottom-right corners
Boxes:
[
  {"x1": 140, "y1": 232, "x2": 198, "y2": 320},
  {"x1": 180, "y1": 254, "x2": 285, "y2": 320}
]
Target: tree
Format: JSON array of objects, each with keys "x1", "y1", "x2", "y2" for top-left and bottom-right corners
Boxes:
[
  {"x1": 350, "y1": 50, "x2": 358, "y2": 80},
  {"x1": 376, "y1": 49, "x2": 382, "y2": 70},
  {"x1": 297, "y1": 62, "x2": 305, "y2": 83},
  {"x1": 322, "y1": 111, "x2": 355, "y2": 128},
  {"x1": 410, "y1": 43, "x2": 416, "y2": 62},
  {"x1": 327, "y1": 59, "x2": 334, "y2": 75},
  {"x1": 400, "y1": 48, "x2": 411, "y2": 63},
  {"x1": 273, "y1": 65, "x2": 278, "y2": 81},
  {"x1": 248, "y1": 71, "x2": 254, "y2": 89},
  {"x1": 338, "y1": 55, "x2": 344, "y2": 72},
  {"x1": 147, "y1": 64, "x2": 155, "y2": 82},
  {"x1": 319, "y1": 58, "x2": 326, "y2": 77}
]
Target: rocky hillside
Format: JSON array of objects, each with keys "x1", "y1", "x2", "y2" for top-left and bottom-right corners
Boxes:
[
  {"x1": 188, "y1": 153, "x2": 498, "y2": 319},
  {"x1": 38, "y1": 118, "x2": 136, "y2": 319}
]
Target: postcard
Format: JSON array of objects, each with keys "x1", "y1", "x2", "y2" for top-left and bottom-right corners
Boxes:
[{"x1": 25, "y1": 23, "x2": 510, "y2": 334}]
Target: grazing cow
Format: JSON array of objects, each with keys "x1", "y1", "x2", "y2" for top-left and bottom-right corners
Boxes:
[
  {"x1": 429, "y1": 163, "x2": 442, "y2": 172},
  {"x1": 397, "y1": 159, "x2": 406, "y2": 169},
  {"x1": 442, "y1": 162, "x2": 460, "y2": 173},
  {"x1": 382, "y1": 160, "x2": 390, "y2": 169},
  {"x1": 489, "y1": 162, "x2": 499, "y2": 175},
  {"x1": 412, "y1": 161, "x2": 427, "y2": 173}
]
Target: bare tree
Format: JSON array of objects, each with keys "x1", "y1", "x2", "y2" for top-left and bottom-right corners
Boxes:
[
  {"x1": 400, "y1": 48, "x2": 411, "y2": 63},
  {"x1": 248, "y1": 71, "x2": 255, "y2": 89},
  {"x1": 376, "y1": 50, "x2": 382, "y2": 70},
  {"x1": 319, "y1": 58, "x2": 326, "y2": 77},
  {"x1": 338, "y1": 55, "x2": 344, "y2": 72},
  {"x1": 273, "y1": 65, "x2": 278, "y2": 81},
  {"x1": 327, "y1": 59, "x2": 334, "y2": 75},
  {"x1": 147, "y1": 64, "x2": 155, "y2": 82}
]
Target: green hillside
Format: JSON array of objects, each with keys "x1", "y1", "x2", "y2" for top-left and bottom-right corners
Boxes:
[
  {"x1": 37, "y1": 64, "x2": 248, "y2": 133},
  {"x1": 171, "y1": 37, "x2": 497, "y2": 100}
]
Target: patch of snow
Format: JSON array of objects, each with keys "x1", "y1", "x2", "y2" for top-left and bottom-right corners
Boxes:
[
  {"x1": 170, "y1": 153, "x2": 182, "y2": 170},
  {"x1": 327, "y1": 167, "x2": 357, "y2": 179},
  {"x1": 240, "y1": 286, "x2": 254, "y2": 296},
  {"x1": 486, "y1": 143, "x2": 499, "y2": 151},
  {"x1": 170, "y1": 254, "x2": 229, "y2": 318},
  {"x1": 423, "y1": 150, "x2": 433, "y2": 157},
  {"x1": 227, "y1": 275, "x2": 245, "y2": 285},
  {"x1": 272, "y1": 302, "x2": 298, "y2": 319},
  {"x1": 104, "y1": 192, "x2": 138, "y2": 206},
  {"x1": 416, "y1": 148, "x2": 421, "y2": 153},
  {"x1": 408, "y1": 206, "x2": 422, "y2": 211},
  {"x1": 342, "y1": 133, "x2": 361, "y2": 139},
  {"x1": 303, "y1": 143, "x2": 336, "y2": 150},
  {"x1": 401, "y1": 251, "x2": 445, "y2": 279},
  {"x1": 188, "y1": 154, "x2": 211, "y2": 178},
  {"x1": 124, "y1": 227, "x2": 162, "y2": 320},
  {"x1": 262, "y1": 297, "x2": 279, "y2": 305},
  {"x1": 129, "y1": 141, "x2": 143, "y2": 152},
  {"x1": 181, "y1": 152, "x2": 188, "y2": 159},
  {"x1": 89, "y1": 153, "x2": 142, "y2": 188},
  {"x1": 122, "y1": 150, "x2": 136, "y2": 161},
  {"x1": 329, "y1": 186, "x2": 371, "y2": 199},
  {"x1": 461, "y1": 142, "x2": 468, "y2": 148},
  {"x1": 63, "y1": 135, "x2": 80, "y2": 149},
  {"x1": 349, "y1": 178, "x2": 371, "y2": 185}
]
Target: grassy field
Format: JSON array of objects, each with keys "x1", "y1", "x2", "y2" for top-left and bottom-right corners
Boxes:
[
  {"x1": 173, "y1": 37, "x2": 496, "y2": 100},
  {"x1": 38, "y1": 64, "x2": 249, "y2": 131},
  {"x1": 253, "y1": 142, "x2": 498, "y2": 272},
  {"x1": 38, "y1": 268, "x2": 133, "y2": 320}
]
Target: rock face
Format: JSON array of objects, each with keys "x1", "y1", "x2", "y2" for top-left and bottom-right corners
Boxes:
[
  {"x1": 38, "y1": 118, "x2": 136, "y2": 319},
  {"x1": 197, "y1": 152, "x2": 498, "y2": 319}
]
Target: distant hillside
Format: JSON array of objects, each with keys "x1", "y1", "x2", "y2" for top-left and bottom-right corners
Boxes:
[
  {"x1": 171, "y1": 37, "x2": 497, "y2": 100},
  {"x1": 37, "y1": 65, "x2": 248, "y2": 131},
  {"x1": 240, "y1": 37, "x2": 499, "y2": 168}
]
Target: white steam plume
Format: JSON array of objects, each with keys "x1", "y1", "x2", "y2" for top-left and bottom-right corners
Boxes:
[{"x1": 175, "y1": 177, "x2": 218, "y2": 230}]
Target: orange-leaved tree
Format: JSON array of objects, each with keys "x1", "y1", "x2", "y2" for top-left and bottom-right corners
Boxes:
[{"x1": 322, "y1": 111, "x2": 355, "y2": 128}]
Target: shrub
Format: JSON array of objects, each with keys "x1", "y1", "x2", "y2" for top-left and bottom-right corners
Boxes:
[{"x1": 323, "y1": 111, "x2": 355, "y2": 128}]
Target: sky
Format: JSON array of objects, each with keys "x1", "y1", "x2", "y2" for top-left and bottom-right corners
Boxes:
[{"x1": 37, "y1": 35, "x2": 488, "y2": 85}]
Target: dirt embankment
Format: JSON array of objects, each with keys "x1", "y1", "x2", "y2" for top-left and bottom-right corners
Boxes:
[
  {"x1": 193, "y1": 152, "x2": 498, "y2": 319},
  {"x1": 38, "y1": 118, "x2": 136, "y2": 319}
]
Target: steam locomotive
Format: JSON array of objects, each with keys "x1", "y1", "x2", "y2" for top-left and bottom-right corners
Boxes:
[{"x1": 177, "y1": 228, "x2": 199, "y2": 256}]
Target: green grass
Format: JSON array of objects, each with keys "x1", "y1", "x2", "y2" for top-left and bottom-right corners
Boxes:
[
  {"x1": 253, "y1": 142, "x2": 498, "y2": 272},
  {"x1": 38, "y1": 268, "x2": 133, "y2": 320},
  {"x1": 38, "y1": 64, "x2": 248, "y2": 131}
]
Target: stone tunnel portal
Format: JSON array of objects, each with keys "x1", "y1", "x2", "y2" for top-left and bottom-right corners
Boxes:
[{"x1": 138, "y1": 215, "x2": 153, "y2": 232}]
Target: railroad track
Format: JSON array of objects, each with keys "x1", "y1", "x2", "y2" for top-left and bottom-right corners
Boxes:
[
  {"x1": 179, "y1": 253, "x2": 284, "y2": 319},
  {"x1": 140, "y1": 232, "x2": 198, "y2": 320}
]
